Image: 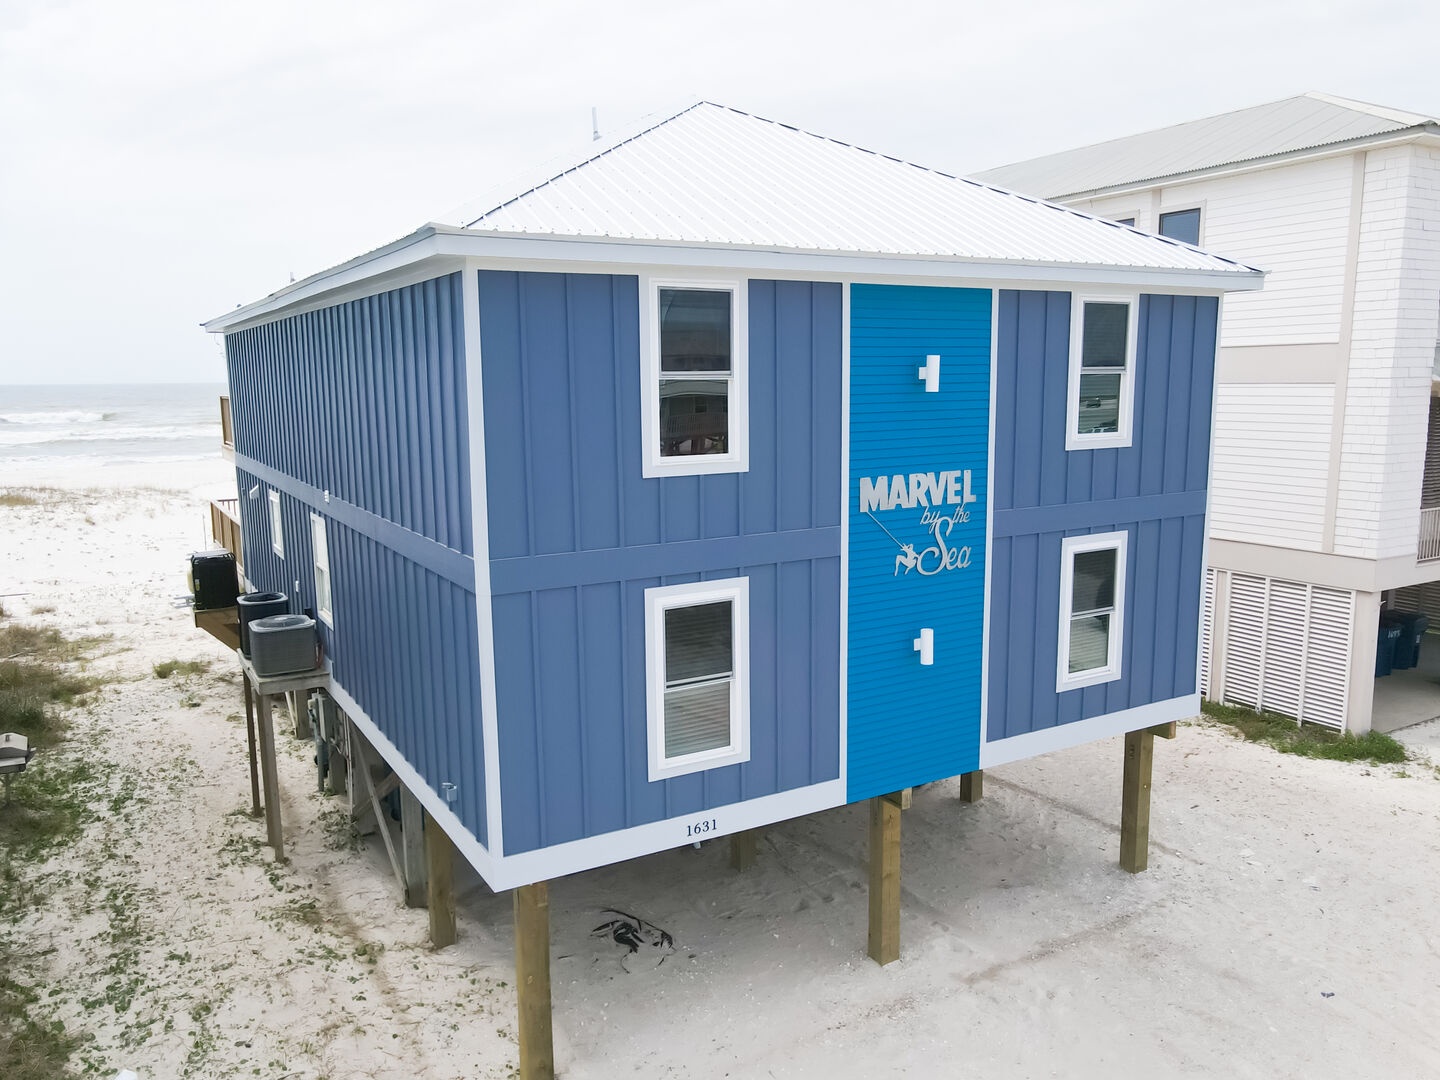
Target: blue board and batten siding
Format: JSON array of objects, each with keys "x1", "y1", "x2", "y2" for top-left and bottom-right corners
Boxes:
[
  {"x1": 847, "y1": 285, "x2": 991, "y2": 802},
  {"x1": 224, "y1": 274, "x2": 489, "y2": 847},
  {"x1": 987, "y1": 291, "x2": 1217, "y2": 743},
  {"x1": 477, "y1": 272, "x2": 843, "y2": 856}
]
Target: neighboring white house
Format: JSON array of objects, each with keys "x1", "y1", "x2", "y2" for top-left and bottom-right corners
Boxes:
[{"x1": 976, "y1": 92, "x2": 1440, "y2": 734}]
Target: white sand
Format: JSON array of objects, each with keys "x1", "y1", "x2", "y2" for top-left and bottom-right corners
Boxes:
[{"x1": 4, "y1": 462, "x2": 1440, "y2": 1079}]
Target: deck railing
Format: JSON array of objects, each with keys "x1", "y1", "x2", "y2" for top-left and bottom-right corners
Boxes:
[
  {"x1": 219, "y1": 395, "x2": 234, "y2": 451},
  {"x1": 210, "y1": 497, "x2": 243, "y2": 572},
  {"x1": 1420, "y1": 506, "x2": 1440, "y2": 563}
]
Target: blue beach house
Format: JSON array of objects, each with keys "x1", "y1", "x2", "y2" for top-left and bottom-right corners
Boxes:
[{"x1": 204, "y1": 102, "x2": 1260, "y2": 1068}]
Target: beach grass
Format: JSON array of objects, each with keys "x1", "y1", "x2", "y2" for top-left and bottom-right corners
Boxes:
[
  {"x1": 0, "y1": 621, "x2": 112, "y2": 1079},
  {"x1": 0, "y1": 491, "x2": 39, "y2": 507},
  {"x1": 1201, "y1": 699, "x2": 1408, "y2": 764},
  {"x1": 152, "y1": 658, "x2": 211, "y2": 680}
]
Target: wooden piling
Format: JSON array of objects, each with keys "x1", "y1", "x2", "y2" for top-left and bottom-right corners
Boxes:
[
  {"x1": 1120, "y1": 728, "x2": 1155, "y2": 873},
  {"x1": 256, "y1": 693, "x2": 284, "y2": 861},
  {"x1": 242, "y1": 677, "x2": 261, "y2": 818},
  {"x1": 729, "y1": 829, "x2": 758, "y2": 872},
  {"x1": 959, "y1": 770, "x2": 983, "y2": 803},
  {"x1": 401, "y1": 787, "x2": 428, "y2": 908},
  {"x1": 867, "y1": 795, "x2": 902, "y2": 966},
  {"x1": 514, "y1": 882, "x2": 555, "y2": 1080},
  {"x1": 425, "y1": 814, "x2": 457, "y2": 947}
]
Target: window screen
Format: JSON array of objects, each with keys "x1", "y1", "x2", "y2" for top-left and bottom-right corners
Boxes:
[
  {"x1": 659, "y1": 288, "x2": 731, "y2": 458},
  {"x1": 663, "y1": 600, "x2": 733, "y2": 758},
  {"x1": 1077, "y1": 301, "x2": 1129, "y2": 436},
  {"x1": 1068, "y1": 547, "x2": 1117, "y2": 674}
]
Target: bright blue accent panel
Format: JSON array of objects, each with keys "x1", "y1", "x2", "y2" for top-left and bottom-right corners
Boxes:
[
  {"x1": 224, "y1": 274, "x2": 472, "y2": 553},
  {"x1": 479, "y1": 272, "x2": 843, "y2": 855},
  {"x1": 232, "y1": 467, "x2": 487, "y2": 847},
  {"x1": 986, "y1": 289, "x2": 1217, "y2": 742},
  {"x1": 847, "y1": 284, "x2": 992, "y2": 801}
]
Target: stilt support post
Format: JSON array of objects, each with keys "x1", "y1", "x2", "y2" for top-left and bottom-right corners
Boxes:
[
  {"x1": 729, "y1": 829, "x2": 758, "y2": 872},
  {"x1": 425, "y1": 814, "x2": 456, "y2": 946},
  {"x1": 515, "y1": 881, "x2": 555, "y2": 1080},
  {"x1": 868, "y1": 794, "x2": 903, "y2": 966},
  {"x1": 1120, "y1": 728, "x2": 1155, "y2": 873},
  {"x1": 959, "y1": 770, "x2": 983, "y2": 803}
]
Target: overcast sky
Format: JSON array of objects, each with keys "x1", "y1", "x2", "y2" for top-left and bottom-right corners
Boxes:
[{"x1": 1, "y1": 0, "x2": 1436, "y2": 386}]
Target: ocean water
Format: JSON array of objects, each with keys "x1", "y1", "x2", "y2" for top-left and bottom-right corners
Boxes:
[{"x1": 0, "y1": 383, "x2": 228, "y2": 476}]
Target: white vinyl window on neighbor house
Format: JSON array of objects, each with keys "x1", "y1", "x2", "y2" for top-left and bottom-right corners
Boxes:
[
  {"x1": 1067, "y1": 294, "x2": 1138, "y2": 450},
  {"x1": 645, "y1": 578, "x2": 750, "y2": 782},
  {"x1": 268, "y1": 489, "x2": 284, "y2": 557},
  {"x1": 310, "y1": 513, "x2": 333, "y2": 627},
  {"x1": 640, "y1": 276, "x2": 748, "y2": 478},
  {"x1": 1057, "y1": 531, "x2": 1128, "y2": 692}
]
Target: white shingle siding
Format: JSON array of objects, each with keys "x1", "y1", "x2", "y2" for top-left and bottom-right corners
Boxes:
[
  {"x1": 1333, "y1": 145, "x2": 1440, "y2": 559},
  {"x1": 1076, "y1": 155, "x2": 1355, "y2": 346},
  {"x1": 1210, "y1": 384, "x2": 1335, "y2": 549}
]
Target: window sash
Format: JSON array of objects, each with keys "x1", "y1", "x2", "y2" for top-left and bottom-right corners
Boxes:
[
  {"x1": 641, "y1": 276, "x2": 748, "y2": 478},
  {"x1": 268, "y1": 490, "x2": 284, "y2": 556},
  {"x1": 1066, "y1": 294, "x2": 1137, "y2": 450},
  {"x1": 1057, "y1": 533, "x2": 1127, "y2": 691},
  {"x1": 311, "y1": 514, "x2": 332, "y2": 624},
  {"x1": 645, "y1": 578, "x2": 750, "y2": 781}
]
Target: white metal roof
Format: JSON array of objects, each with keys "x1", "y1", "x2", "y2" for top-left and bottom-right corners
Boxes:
[
  {"x1": 206, "y1": 102, "x2": 1263, "y2": 334},
  {"x1": 458, "y1": 101, "x2": 1256, "y2": 277},
  {"x1": 975, "y1": 92, "x2": 1440, "y2": 200}
]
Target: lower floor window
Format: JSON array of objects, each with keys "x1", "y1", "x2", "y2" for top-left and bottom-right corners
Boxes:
[
  {"x1": 645, "y1": 578, "x2": 750, "y2": 781},
  {"x1": 1057, "y1": 532, "x2": 1127, "y2": 691}
]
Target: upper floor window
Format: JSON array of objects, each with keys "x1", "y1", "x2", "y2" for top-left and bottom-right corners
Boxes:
[
  {"x1": 1114, "y1": 217, "x2": 1136, "y2": 227},
  {"x1": 1057, "y1": 531, "x2": 1128, "y2": 692},
  {"x1": 1066, "y1": 294, "x2": 1138, "y2": 450},
  {"x1": 1159, "y1": 208, "x2": 1202, "y2": 246},
  {"x1": 640, "y1": 276, "x2": 749, "y2": 478},
  {"x1": 644, "y1": 578, "x2": 751, "y2": 781},
  {"x1": 310, "y1": 513, "x2": 333, "y2": 627},
  {"x1": 268, "y1": 489, "x2": 284, "y2": 557}
]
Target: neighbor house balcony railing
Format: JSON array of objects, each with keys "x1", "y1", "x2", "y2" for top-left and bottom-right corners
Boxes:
[
  {"x1": 210, "y1": 497, "x2": 243, "y2": 574},
  {"x1": 1420, "y1": 506, "x2": 1440, "y2": 563}
]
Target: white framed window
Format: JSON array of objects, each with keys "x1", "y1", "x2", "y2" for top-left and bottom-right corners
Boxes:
[
  {"x1": 644, "y1": 577, "x2": 750, "y2": 782},
  {"x1": 1057, "y1": 531, "x2": 1128, "y2": 692},
  {"x1": 310, "y1": 513, "x2": 333, "y2": 627},
  {"x1": 268, "y1": 489, "x2": 284, "y2": 557},
  {"x1": 1066, "y1": 293, "x2": 1138, "y2": 450},
  {"x1": 1158, "y1": 207, "x2": 1202, "y2": 246},
  {"x1": 640, "y1": 275, "x2": 749, "y2": 478}
]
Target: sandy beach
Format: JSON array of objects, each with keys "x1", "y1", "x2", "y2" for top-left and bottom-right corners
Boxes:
[{"x1": 4, "y1": 458, "x2": 1440, "y2": 1079}]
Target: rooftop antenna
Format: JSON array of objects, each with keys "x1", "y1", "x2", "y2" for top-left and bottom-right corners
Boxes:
[{"x1": 591, "y1": 106, "x2": 600, "y2": 142}]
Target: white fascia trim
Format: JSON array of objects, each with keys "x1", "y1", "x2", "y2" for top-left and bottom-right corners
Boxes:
[
  {"x1": 1048, "y1": 129, "x2": 1440, "y2": 204},
  {"x1": 327, "y1": 677, "x2": 492, "y2": 864},
  {"x1": 1056, "y1": 530, "x2": 1129, "y2": 693},
  {"x1": 204, "y1": 230, "x2": 1262, "y2": 336},
  {"x1": 333, "y1": 669, "x2": 844, "y2": 891},
  {"x1": 837, "y1": 282, "x2": 850, "y2": 792},
  {"x1": 489, "y1": 778, "x2": 846, "y2": 891},
  {"x1": 640, "y1": 274, "x2": 750, "y2": 477},
  {"x1": 981, "y1": 694, "x2": 1199, "y2": 768},
  {"x1": 1066, "y1": 292, "x2": 1139, "y2": 451},
  {"x1": 463, "y1": 258, "x2": 506, "y2": 858},
  {"x1": 447, "y1": 231, "x2": 1263, "y2": 291},
  {"x1": 645, "y1": 578, "x2": 752, "y2": 782},
  {"x1": 980, "y1": 289, "x2": 999, "y2": 744}
]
